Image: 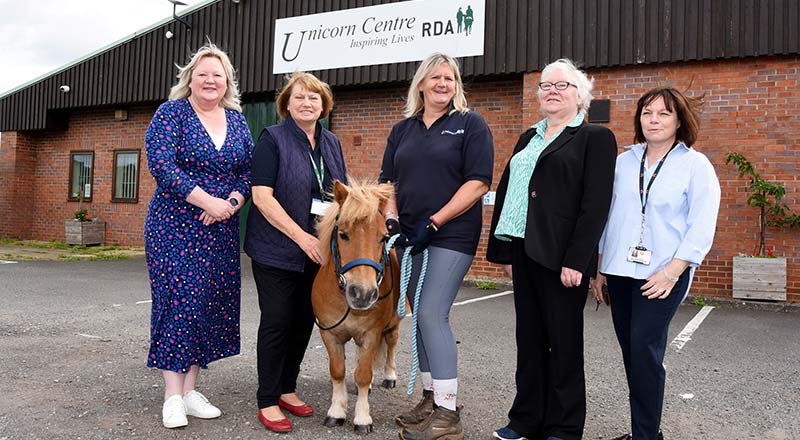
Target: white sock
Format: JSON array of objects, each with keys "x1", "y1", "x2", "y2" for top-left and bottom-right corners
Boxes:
[
  {"x1": 432, "y1": 378, "x2": 457, "y2": 410},
  {"x1": 421, "y1": 372, "x2": 433, "y2": 392}
]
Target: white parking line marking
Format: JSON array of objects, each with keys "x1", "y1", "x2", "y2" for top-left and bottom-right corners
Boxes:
[
  {"x1": 453, "y1": 290, "x2": 513, "y2": 307},
  {"x1": 0, "y1": 260, "x2": 18, "y2": 264},
  {"x1": 670, "y1": 306, "x2": 714, "y2": 351},
  {"x1": 136, "y1": 300, "x2": 152, "y2": 305},
  {"x1": 76, "y1": 333, "x2": 103, "y2": 339}
]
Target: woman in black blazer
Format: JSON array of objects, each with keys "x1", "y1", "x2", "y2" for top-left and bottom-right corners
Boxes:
[{"x1": 487, "y1": 59, "x2": 617, "y2": 440}]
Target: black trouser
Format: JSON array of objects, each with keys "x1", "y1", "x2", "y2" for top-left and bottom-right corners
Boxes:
[
  {"x1": 252, "y1": 258, "x2": 318, "y2": 409},
  {"x1": 605, "y1": 269, "x2": 690, "y2": 440},
  {"x1": 507, "y1": 239, "x2": 588, "y2": 440}
]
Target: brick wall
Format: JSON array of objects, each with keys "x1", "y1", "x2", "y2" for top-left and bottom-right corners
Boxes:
[
  {"x1": 1, "y1": 55, "x2": 797, "y2": 301},
  {"x1": 0, "y1": 107, "x2": 157, "y2": 246},
  {"x1": 1, "y1": 131, "x2": 37, "y2": 239},
  {"x1": 0, "y1": 132, "x2": 19, "y2": 236},
  {"x1": 582, "y1": 56, "x2": 799, "y2": 302}
]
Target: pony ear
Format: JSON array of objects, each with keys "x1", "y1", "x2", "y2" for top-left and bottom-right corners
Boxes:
[{"x1": 333, "y1": 180, "x2": 349, "y2": 205}]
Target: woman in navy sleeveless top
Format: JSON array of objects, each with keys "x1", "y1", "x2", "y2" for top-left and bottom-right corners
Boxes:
[{"x1": 245, "y1": 72, "x2": 347, "y2": 433}]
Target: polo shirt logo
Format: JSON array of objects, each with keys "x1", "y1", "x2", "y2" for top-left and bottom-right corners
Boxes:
[{"x1": 441, "y1": 129, "x2": 465, "y2": 135}]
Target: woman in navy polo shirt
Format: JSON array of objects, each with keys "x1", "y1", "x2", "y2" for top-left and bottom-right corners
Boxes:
[{"x1": 380, "y1": 53, "x2": 494, "y2": 440}]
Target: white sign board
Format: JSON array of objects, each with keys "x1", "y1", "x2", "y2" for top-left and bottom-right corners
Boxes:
[
  {"x1": 273, "y1": 0, "x2": 485, "y2": 74},
  {"x1": 483, "y1": 191, "x2": 495, "y2": 206}
]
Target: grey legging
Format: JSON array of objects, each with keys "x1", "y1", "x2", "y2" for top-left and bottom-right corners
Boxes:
[{"x1": 399, "y1": 245, "x2": 473, "y2": 380}]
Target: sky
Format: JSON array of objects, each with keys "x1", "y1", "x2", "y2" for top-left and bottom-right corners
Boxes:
[{"x1": 0, "y1": 0, "x2": 204, "y2": 95}]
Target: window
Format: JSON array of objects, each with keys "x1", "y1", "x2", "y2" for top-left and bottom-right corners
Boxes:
[
  {"x1": 112, "y1": 150, "x2": 140, "y2": 203},
  {"x1": 69, "y1": 151, "x2": 94, "y2": 201}
]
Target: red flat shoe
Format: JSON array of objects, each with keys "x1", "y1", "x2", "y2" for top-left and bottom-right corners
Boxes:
[
  {"x1": 278, "y1": 399, "x2": 314, "y2": 417},
  {"x1": 258, "y1": 410, "x2": 292, "y2": 433}
]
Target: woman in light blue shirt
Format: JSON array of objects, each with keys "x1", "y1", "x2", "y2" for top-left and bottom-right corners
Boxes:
[{"x1": 590, "y1": 87, "x2": 721, "y2": 440}]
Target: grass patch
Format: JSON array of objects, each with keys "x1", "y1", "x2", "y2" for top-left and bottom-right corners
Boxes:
[
  {"x1": 0, "y1": 238, "x2": 143, "y2": 261},
  {"x1": 58, "y1": 254, "x2": 130, "y2": 261},
  {"x1": 476, "y1": 281, "x2": 501, "y2": 290},
  {"x1": 0, "y1": 238, "x2": 72, "y2": 249},
  {"x1": 1, "y1": 254, "x2": 35, "y2": 260},
  {"x1": 690, "y1": 296, "x2": 708, "y2": 307}
]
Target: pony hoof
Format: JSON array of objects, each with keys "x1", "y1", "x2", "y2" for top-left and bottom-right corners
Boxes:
[
  {"x1": 354, "y1": 424, "x2": 373, "y2": 434},
  {"x1": 382, "y1": 379, "x2": 396, "y2": 389},
  {"x1": 323, "y1": 417, "x2": 345, "y2": 427}
]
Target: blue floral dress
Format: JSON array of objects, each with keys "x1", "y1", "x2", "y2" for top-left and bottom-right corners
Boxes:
[{"x1": 144, "y1": 98, "x2": 253, "y2": 373}]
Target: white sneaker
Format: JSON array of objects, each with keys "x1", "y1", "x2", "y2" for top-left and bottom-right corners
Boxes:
[
  {"x1": 162, "y1": 394, "x2": 188, "y2": 428},
  {"x1": 183, "y1": 390, "x2": 222, "y2": 419}
]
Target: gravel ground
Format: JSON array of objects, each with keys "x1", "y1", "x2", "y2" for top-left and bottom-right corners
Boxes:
[{"x1": 0, "y1": 257, "x2": 798, "y2": 440}]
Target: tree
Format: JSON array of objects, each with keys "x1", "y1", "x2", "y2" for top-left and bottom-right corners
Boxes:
[{"x1": 726, "y1": 152, "x2": 800, "y2": 256}]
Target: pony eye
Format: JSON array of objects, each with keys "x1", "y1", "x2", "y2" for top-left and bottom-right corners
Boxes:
[{"x1": 339, "y1": 231, "x2": 350, "y2": 241}]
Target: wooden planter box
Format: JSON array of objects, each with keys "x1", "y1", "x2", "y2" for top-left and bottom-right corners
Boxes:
[
  {"x1": 65, "y1": 220, "x2": 105, "y2": 246},
  {"x1": 732, "y1": 256, "x2": 787, "y2": 301}
]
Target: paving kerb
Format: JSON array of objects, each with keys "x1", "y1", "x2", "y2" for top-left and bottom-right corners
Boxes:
[{"x1": 0, "y1": 243, "x2": 146, "y2": 261}]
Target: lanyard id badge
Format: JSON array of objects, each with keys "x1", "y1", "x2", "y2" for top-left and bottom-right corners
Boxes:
[
  {"x1": 311, "y1": 198, "x2": 332, "y2": 216},
  {"x1": 627, "y1": 145, "x2": 675, "y2": 265},
  {"x1": 627, "y1": 242, "x2": 652, "y2": 265},
  {"x1": 308, "y1": 149, "x2": 330, "y2": 216}
]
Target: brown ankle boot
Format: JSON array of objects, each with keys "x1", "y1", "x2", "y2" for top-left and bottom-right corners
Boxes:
[
  {"x1": 395, "y1": 390, "x2": 435, "y2": 427},
  {"x1": 399, "y1": 405, "x2": 463, "y2": 440}
]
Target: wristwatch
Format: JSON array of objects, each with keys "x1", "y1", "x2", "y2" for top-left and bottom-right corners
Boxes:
[{"x1": 228, "y1": 198, "x2": 239, "y2": 207}]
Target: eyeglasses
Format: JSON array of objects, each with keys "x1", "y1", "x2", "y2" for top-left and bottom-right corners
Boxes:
[{"x1": 538, "y1": 81, "x2": 577, "y2": 91}]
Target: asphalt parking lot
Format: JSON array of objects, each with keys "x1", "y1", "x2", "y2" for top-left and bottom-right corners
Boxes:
[{"x1": 0, "y1": 257, "x2": 798, "y2": 440}]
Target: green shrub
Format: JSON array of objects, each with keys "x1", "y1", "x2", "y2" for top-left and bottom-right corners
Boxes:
[{"x1": 476, "y1": 281, "x2": 500, "y2": 290}]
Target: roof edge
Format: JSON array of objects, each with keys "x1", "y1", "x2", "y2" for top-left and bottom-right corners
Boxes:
[{"x1": 0, "y1": 0, "x2": 219, "y2": 99}]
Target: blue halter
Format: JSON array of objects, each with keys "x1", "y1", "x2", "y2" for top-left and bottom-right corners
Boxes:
[{"x1": 330, "y1": 216, "x2": 389, "y2": 290}]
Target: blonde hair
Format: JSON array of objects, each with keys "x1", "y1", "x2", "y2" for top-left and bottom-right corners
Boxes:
[
  {"x1": 275, "y1": 72, "x2": 335, "y2": 120},
  {"x1": 538, "y1": 58, "x2": 594, "y2": 116},
  {"x1": 315, "y1": 179, "x2": 395, "y2": 265},
  {"x1": 404, "y1": 53, "x2": 468, "y2": 118},
  {"x1": 169, "y1": 42, "x2": 242, "y2": 112}
]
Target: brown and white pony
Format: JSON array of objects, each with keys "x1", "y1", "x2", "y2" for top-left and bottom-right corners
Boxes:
[{"x1": 312, "y1": 179, "x2": 402, "y2": 434}]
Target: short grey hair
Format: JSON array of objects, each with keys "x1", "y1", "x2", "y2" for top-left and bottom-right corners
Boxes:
[
  {"x1": 169, "y1": 42, "x2": 242, "y2": 112},
  {"x1": 538, "y1": 58, "x2": 594, "y2": 116},
  {"x1": 404, "y1": 53, "x2": 468, "y2": 118}
]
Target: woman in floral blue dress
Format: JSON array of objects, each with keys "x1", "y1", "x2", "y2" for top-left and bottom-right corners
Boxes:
[{"x1": 144, "y1": 43, "x2": 252, "y2": 429}]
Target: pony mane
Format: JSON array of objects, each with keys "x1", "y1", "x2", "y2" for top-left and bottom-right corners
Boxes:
[{"x1": 316, "y1": 178, "x2": 395, "y2": 264}]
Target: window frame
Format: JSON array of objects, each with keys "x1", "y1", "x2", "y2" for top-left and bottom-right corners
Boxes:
[
  {"x1": 67, "y1": 151, "x2": 95, "y2": 202},
  {"x1": 111, "y1": 149, "x2": 141, "y2": 203}
]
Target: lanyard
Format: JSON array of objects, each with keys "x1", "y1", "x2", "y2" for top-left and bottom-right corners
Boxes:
[
  {"x1": 308, "y1": 149, "x2": 326, "y2": 200},
  {"x1": 638, "y1": 145, "x2": 676, "y2": 213},
  {"x1": 636, "y1": 144, "x2": 675, "y2": 245}
]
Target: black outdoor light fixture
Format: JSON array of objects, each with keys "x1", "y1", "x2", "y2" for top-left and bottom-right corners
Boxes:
[{"x1": 167, "y1": 0, "x2": 192, "y2": 29}]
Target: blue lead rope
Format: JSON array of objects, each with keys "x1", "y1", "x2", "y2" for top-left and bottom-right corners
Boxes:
[{"x1": 385, "y1": 234, "x2": 428, "y2": 396}]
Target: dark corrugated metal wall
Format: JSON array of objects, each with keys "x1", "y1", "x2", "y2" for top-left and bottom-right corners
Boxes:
[{"x1": 1, "y1": 0, "x2": 799, "y2": 131}]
